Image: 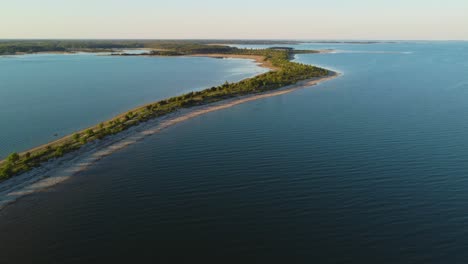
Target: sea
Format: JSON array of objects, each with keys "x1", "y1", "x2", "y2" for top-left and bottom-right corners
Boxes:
[{"x1": 1, "y1": 42, "x2": 468, "y2": 263}]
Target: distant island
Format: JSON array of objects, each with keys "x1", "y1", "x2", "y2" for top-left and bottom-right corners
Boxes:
[
  {"x1": 0, "y1": 41, "x2": 337, "y2": 183},
  {"x1": 0, "y1": 39, "x2": 381, "y2": 55}
]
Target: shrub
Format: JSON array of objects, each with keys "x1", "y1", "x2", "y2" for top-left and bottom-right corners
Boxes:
[
  {"x1": 7, "y1": 152, "x2": 19, "y2": 164},
  {"x1": 86, "y1": 129, "x2": 94, "y2": 137},
  {"x1": 54, "y1": 146, "x2": 64, "y2": 157}
]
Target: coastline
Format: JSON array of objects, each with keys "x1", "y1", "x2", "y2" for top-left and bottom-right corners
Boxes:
[
  {"x1": 3, "y1": 48, "x2": 146, "y2": 56},
  {"x1": 0, "y1": 71, "x2": 339, "y2": 211}
]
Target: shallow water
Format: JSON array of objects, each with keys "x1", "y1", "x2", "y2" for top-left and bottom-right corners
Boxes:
[
  {"x1": 0, "y1": 53, "x2": 266, "y2": 158},
  {"x1": 2, "y1": 42, "x2": 468, "y2": 263}
]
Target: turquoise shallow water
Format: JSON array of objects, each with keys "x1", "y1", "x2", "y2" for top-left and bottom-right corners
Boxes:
[
  {"x1": 0, "y1": 53, "x2": 266, "y2": 158},
  {"x1": 2, "y1": 42, "x2": 468, "y2": 263}
]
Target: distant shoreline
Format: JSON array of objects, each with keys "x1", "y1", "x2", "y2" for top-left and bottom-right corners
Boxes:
[{"x1": 1, "y1": 48, "x2": 152, "y2": 56}]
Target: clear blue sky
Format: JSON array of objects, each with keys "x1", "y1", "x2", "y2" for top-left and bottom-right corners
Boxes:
[{"x1": 1, "y1": 0, "x2": 467, "y2": 40}]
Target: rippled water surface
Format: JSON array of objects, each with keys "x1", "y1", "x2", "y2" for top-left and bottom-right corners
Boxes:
[
  {"x1": 0, "y1": 53, "x2": 265, "y2": 158},
  {"x1": 1, "y1": 42, "x2": 468, "y2": 263}
]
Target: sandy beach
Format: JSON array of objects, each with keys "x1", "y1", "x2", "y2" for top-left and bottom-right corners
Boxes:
[
  {"x1": 190, "y1": 54, "x2": 280, "y2": 70},
  {"x1": 0, "y1": 55, "x2": 339, "y2": 211}
]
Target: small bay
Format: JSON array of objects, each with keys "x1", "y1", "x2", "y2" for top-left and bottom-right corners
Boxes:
[{"x1": 0, "y1": 53, "x2": 266, "y2": 158}]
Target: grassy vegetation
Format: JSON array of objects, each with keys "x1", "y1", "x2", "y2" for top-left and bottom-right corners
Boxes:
[{"x1": 0, "y1": 43, "x2": 329, "y2": 181}]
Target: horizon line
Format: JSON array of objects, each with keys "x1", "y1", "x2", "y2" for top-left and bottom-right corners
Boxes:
[{"x1": 0, "y1": 38, "x2": 467, "y2": 42}]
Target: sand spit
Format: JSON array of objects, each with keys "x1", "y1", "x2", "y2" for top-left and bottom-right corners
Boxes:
[{"x1": 0, "y1": 59, "x2": 339, "y2": 211}]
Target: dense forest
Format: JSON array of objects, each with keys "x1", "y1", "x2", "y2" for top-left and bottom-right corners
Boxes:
[
  {"x1": 0, "y1": 40, "x2": 306, "y2": 55},
  {"x1": 0, "y1": 40, "x2": 145, "y2": 55},
  {"x1": 0, "y1": 43, "x2": 330, "y2": 180}
]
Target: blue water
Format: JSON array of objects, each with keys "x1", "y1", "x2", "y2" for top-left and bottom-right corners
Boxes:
[
  {"x1": 2, "y1": 42, "x2": 468, "y2": 263},
  {"x1": 0, "y1": 53, "x2": 266, "y2": 158}
]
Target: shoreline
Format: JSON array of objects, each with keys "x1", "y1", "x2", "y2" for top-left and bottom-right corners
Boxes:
[
  {"x1": 189, "y1": 54, "x2": 279, "y2": 70},
  {"x1": 317, "y1": 49, "x2": 337, "y2": 54},
  {"x1": 0, "y1": 71, "x2": 339, "y2": 211}
]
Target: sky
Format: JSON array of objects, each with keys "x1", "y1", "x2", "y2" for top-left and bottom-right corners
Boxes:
[{"x1": 1, "y1": 0, "x2": 467, "y2": 40}]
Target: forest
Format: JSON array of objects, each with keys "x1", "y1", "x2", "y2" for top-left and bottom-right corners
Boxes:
[
  {"x1": 0, "y1": 40, "x2": 307, "y2": 55},
  {"x1": 0, "y1": 40, "x2": 145, "y2": 54}
]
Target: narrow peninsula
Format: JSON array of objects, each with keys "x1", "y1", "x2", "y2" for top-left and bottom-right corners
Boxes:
[{"x1": 0, "y1": 42, "x2": 338, "y2": 187}]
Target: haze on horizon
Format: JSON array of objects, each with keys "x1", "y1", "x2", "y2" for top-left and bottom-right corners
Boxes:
[{"x1": 1, "y1": 0, "x2": 467, "y2": 40}]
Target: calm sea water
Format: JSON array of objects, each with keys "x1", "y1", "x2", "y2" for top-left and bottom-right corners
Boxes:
[
  {"x1": 1, "y1": 42, "x2": 468, "y2": 263},
  {"x1": 0, "y1": 53, "x2": 266, "y2": 158}
]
